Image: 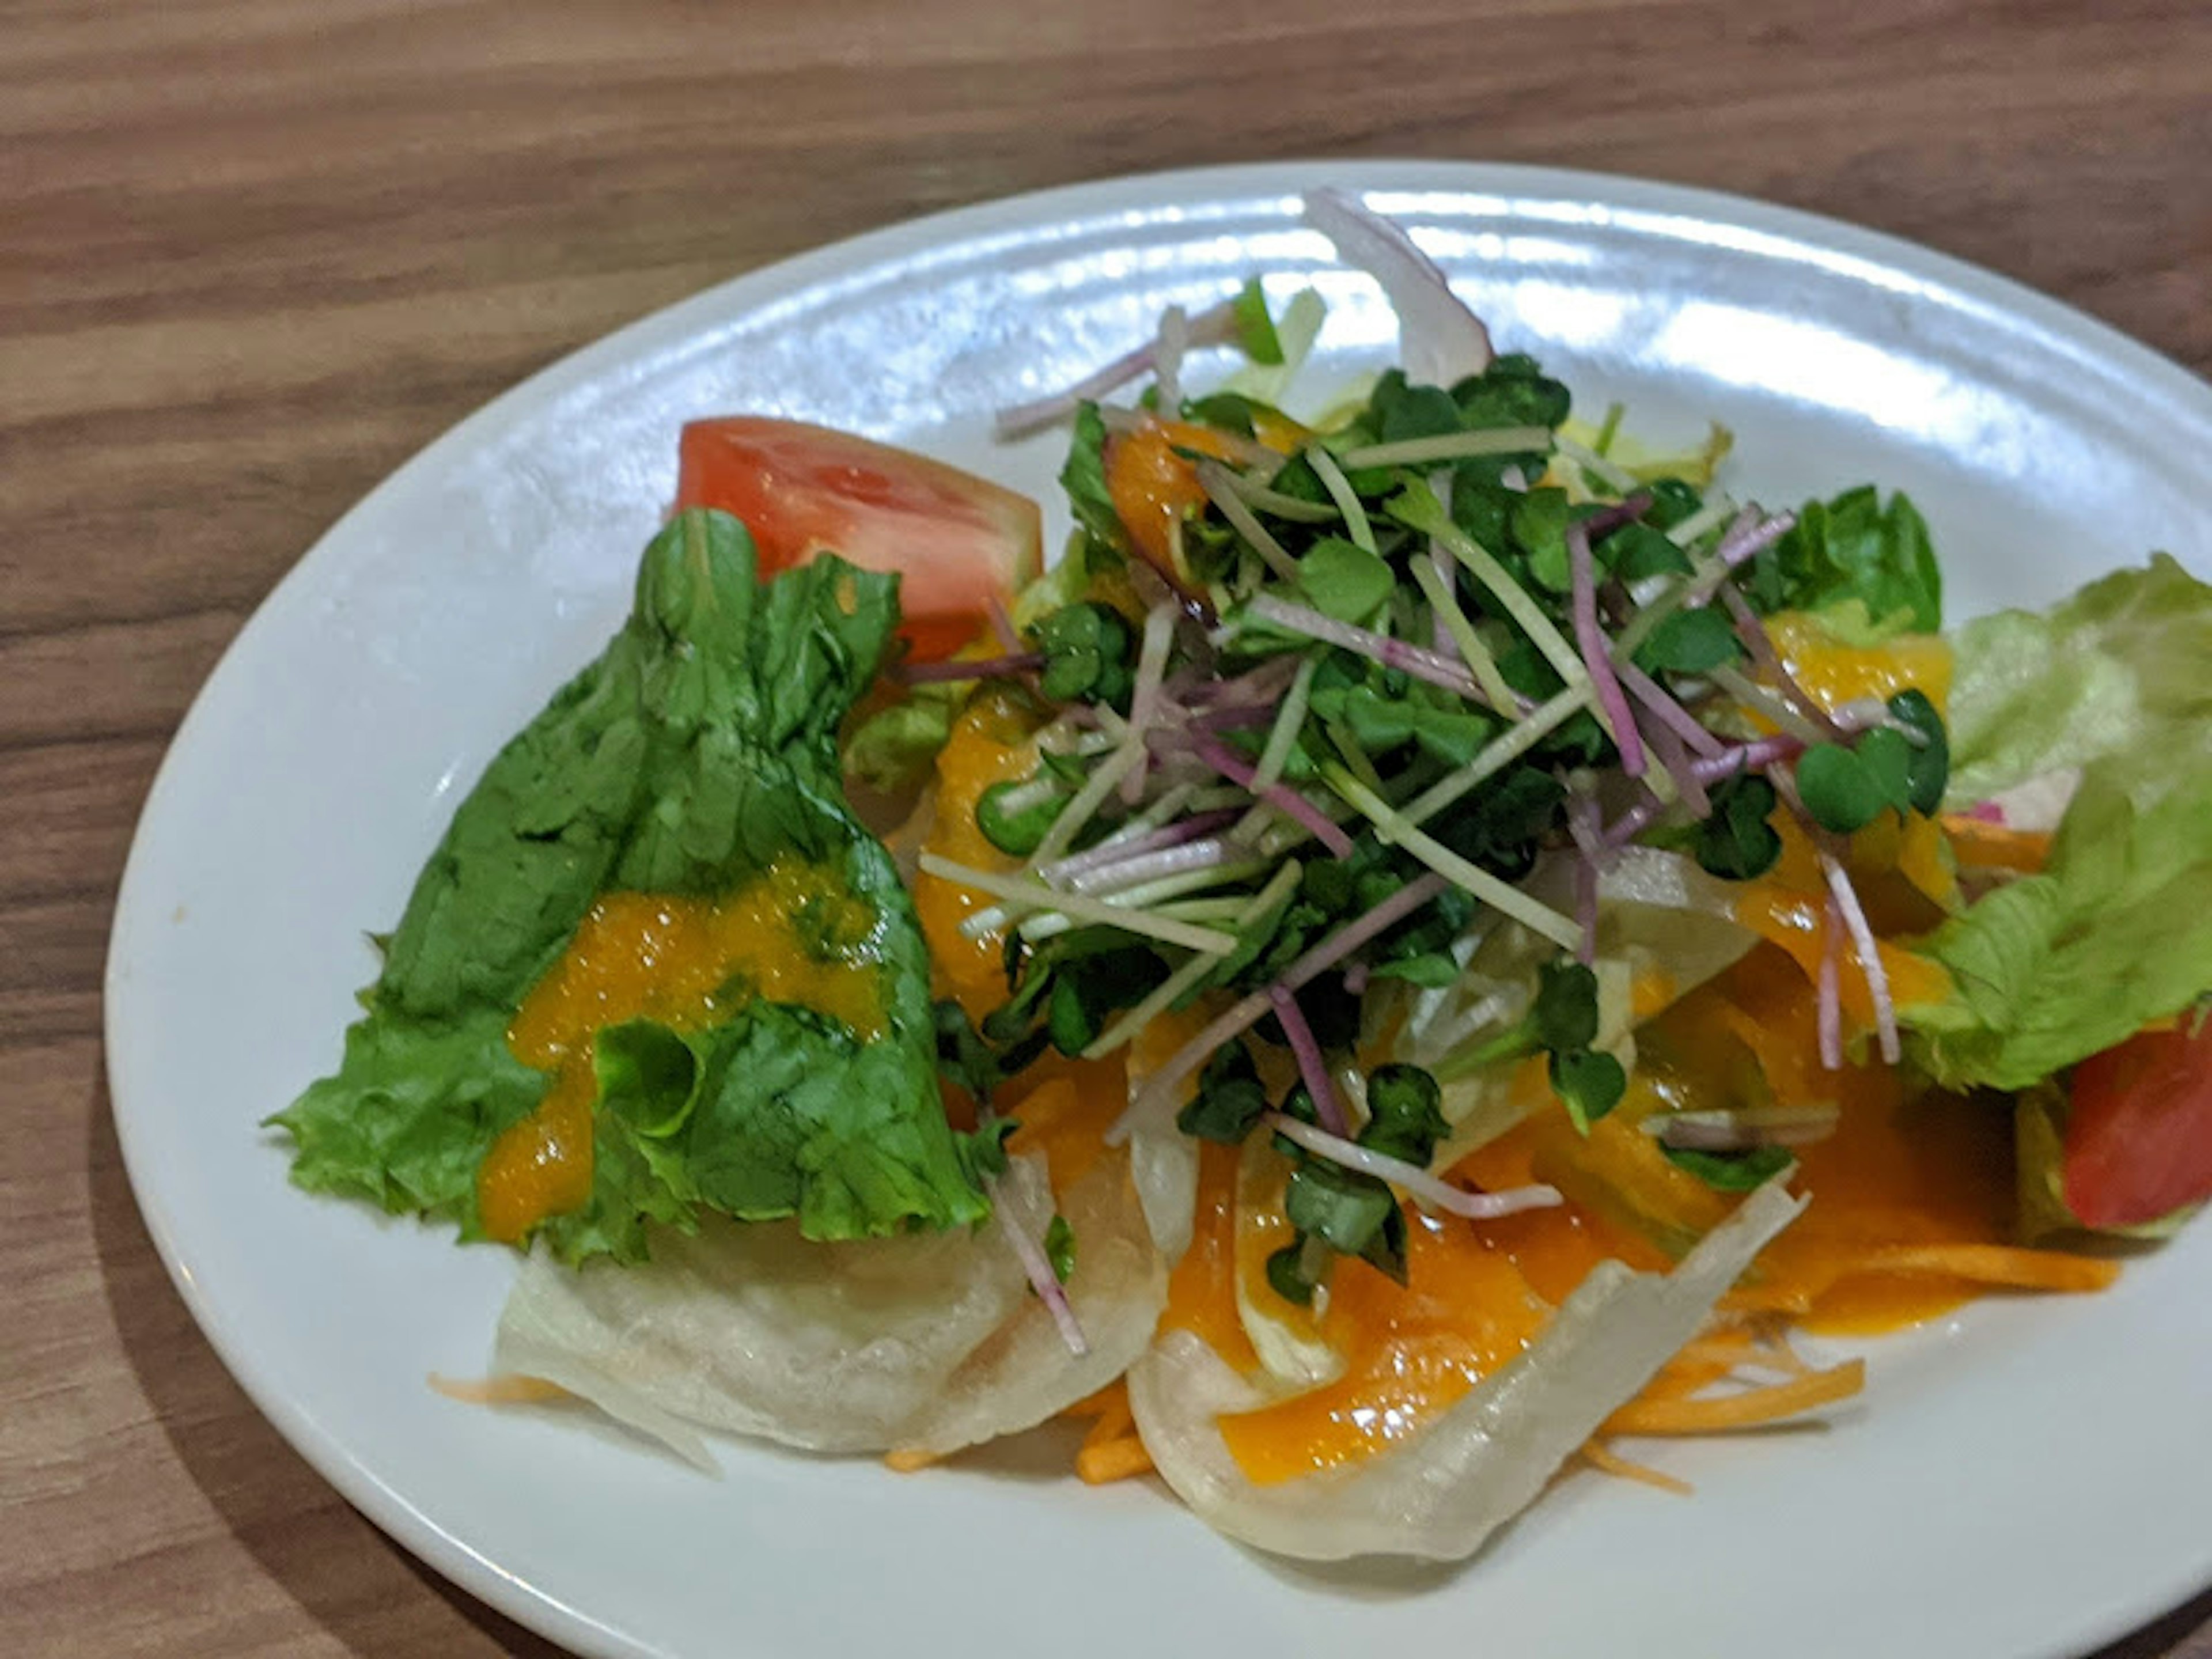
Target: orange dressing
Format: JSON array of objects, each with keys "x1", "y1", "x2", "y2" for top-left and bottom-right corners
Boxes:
[
  {"x1": 1104, "y1": 418, "x2": 1270, "y2": 573},
  {"x1": 999, "y1": 1052, "x2": 1130, "y2": 1194},
  {"x1": 910, "y1": 689, "x2": 1041, "y2": 1020},
  {"x1": 1161, "y1": 1139, "x2": 1260, "y2": 1369},
  {"x1": 1647, "y1": 955, "x2": 2016, "y2": 1332},
  {"x1": 1459, "y1": 1122, "x2": 1679, "y2": 1306},
  {"x1": 1218, "y1": 1205, "x2": 1550, "y2": 1484},
  {"x1": 1761, "y1": 1091, "x2": 2014, "y2": 1332},
  {"x1": 1941, "y1": 815, "x2": 2054, "y2": 874},
  {"x1": 1766, "y1": 612, "x2": 1952, "y2": 715},
  {"x1": 1732, "y1": 881, "x2": 1953, "y2": 1023},
  {"x1": 478, "y1": 860, "x2": 889, "y2": 1243}
]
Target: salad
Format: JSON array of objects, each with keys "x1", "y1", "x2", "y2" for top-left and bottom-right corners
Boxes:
[{"x1": 270, "y1": 190, "x2": 2212, "y2": 1563}]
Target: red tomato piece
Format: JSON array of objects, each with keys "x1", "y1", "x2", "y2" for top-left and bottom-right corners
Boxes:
[
  {"x1": 675, "y1": 418, "x2": 1042, "y2": 663},
  {"x1": 2062, "y1": 1020, "x2": 2212, "y2": 1228}
]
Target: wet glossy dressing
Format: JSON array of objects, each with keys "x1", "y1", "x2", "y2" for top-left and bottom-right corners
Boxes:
[{"x1": 476, "y1": 861, "x2": 885, "y2": 1241}]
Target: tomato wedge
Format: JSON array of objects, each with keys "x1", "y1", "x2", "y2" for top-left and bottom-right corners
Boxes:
[
  {"x1": 2062, "y1": 1018, "x2": 2212, "y2": 1228},
  {"x1": 675, "y1": 418, "x2": 1042, "y2": 663}
]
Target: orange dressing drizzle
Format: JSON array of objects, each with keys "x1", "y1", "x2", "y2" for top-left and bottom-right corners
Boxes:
[
  {"x1": 1766, "y1": 612, "x2": 1952, "y2": 715},
  {"x1": 1161, "y1": 1140, "x2": 1260, "y2": 1369},
  {"x1": 909, "y1": 689, "x2": 1041, "y2": 1021},
  {"x1": 477, "y1": 859, "x2": 888, "y2": 1243},
  {"x1": 999, "y1": 1053, "x2": 1130, "y2": 1195},
  {"x1": 1104, "y1": 418, "x2": 1271, "y2": 574},
  {"x1": 1217, "y1": 1206, "x2": 1550, "y2": 1484},
  {"x1": 1732, "y1": 881, "x2": 1952, "y2": 1022},
  {"x1": 1650, "y1": 953, "x2": 2016, "y2": 1332}
]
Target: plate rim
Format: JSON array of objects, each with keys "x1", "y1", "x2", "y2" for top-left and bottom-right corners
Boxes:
[{"x1": 103, "y1": 156, "x2": 2212, "y2": 1659}]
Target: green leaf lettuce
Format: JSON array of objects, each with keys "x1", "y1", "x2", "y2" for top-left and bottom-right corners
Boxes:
[
  {"x1": 270, "y1": 509, "x2": 994, "y2": 1264},
  {"x1": 1897, "y1": 558, "x2": 2212, "y2": 1093}
]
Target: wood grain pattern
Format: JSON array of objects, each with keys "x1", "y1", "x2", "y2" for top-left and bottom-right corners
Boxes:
[{"x1": 4, "y1": 2, "x2": 2207, "y2": 1654}]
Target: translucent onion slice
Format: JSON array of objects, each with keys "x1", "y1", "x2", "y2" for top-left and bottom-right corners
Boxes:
[
  {"x1": 1126, "y1": 1181, "x2": 1806, "y2": 1562},
  {"x1": 1302, "y1": 187, "x2": 1493, "y2": 388}
]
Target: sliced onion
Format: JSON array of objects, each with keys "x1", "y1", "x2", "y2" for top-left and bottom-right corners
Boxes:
[
  {"x1": 993, "y1": 297, "x2": 1241, "y2": 438},
  {"x1": 1303, "y1": 188, "x2": 1494, "y2": 387}
]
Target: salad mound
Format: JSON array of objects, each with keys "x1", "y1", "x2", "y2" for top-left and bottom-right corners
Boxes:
[{"x1": 272, "y1": 190, "x2": 2212, "y2": 1563}]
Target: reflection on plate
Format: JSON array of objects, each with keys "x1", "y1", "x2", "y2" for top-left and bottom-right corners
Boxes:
[{"x1": 108, "y1": 161, "x2": 2212, "y2": 1659}]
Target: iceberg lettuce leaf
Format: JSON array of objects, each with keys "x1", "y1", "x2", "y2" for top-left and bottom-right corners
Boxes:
[
  {"x1": 1897, "y1": 557, "x2": 2212, "y2": 1092},
  {"x1": 1945, "y1": 553, "x2": 2212, "y2": 808}
]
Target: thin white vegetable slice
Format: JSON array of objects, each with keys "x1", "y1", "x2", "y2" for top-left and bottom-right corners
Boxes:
[{"x1": 1126, "y1": 1180, "x2": 1806, "y2": 1562}]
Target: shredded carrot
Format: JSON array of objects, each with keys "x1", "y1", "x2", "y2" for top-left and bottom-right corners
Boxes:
[
  {"x1": 1060, "y1": 1378, "x2": 1131, "y2": 1421},
  {"x1": 427, "y1": 1372, "x2": 573, "y2": 1406},
  {"x1": 1603, "y1": 1359, "x2": 1865, "y2": 1435},
  {"x1": 1941, "y1": 815, "x2": 2052, "y2": 873},
  {"x1": 1721, "y1": 1282, "x2": 1820, "y2": 1316},
  {"x1": 884, "y1": 1447, "x2": 942, "y2": 1474},
  {"x1": 1092, "y1": 1399, "x2": 1135, "y2": 1442},
  {"x1": 1749, "y1": 1329, "x2": 1816, "y2": 1378},
  {"x1": 1580, "y1": 1437, "x2": 1693, "y2": 1496},
  {"x1": 1076, "y1": 1434, "x2": 1156, "y2": 1484},
  {"x1": 1068, "y1": 1386, "x2": 1152, "y2": 1483},
  {"x1": 1633, "y1": 1354, "x2": 1740, "y2": 1403},
  {"x1": 1672, "y1": 1328, "x2": 1762, "y2": 1367},
  {"x1": 1849, "y1": 1243, "x2": 2119, "y2": 1293}
]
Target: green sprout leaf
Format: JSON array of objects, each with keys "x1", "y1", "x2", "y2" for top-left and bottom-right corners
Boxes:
[
  {"x1": 1360, "y1": 1064, "x2": 1448, "y2": 1166},
  {"x1": 1533, "y1": 958, "x2": 1603, "y2": 1054},
  {"x1": 1512, "y1": 487, "x2": 1573, "y2": 593},
  {"x1": 1887, "y1": 688, "x2": 1950, "y2": 815},
  {"x1": 1285, "y1": 1158, "x2": 1397, "y2": 1257},
  {"x1": 1604, "y1": 521, "x2": 1695, "y2": 582},
  {"x1": 1634, "y1": 607, "x2": 1744, "y2": 676},
  {"x1": 1032, "y1": 601, "x2": 1136, "y2": 709},
  {"x1": 1796, "y1": 740, "x2": 1896, "y2": 835},
  {"x1": 1695, "y1": 774, "x2": 1783, "y2": 881},
  {"x1": 1661, "y1": 1143, "x2": 1796, "y2": 1191},
  {"x1": 1176, "y1": 1041, "x2": 1273, "y2": 1145},
  {"x1": 1266, "y1": 1238, "x2": 1319, "y2": 1305},
  {"x1": 1298, "y1": 536, "x2": 1396, "y2": 623},
  {"x1": 1550, "y1": 1047, "x2": 1627, "y2": 1134},
  {"x1": 975, "y1": 777, "x2": 1066, "y2": 857}
]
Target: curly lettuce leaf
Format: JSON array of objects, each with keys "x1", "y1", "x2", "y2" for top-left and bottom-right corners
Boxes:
[
  {"x1": 1944, "y1": 553, "x2": 2212, "y2": 807},
  {"x1": 1904, "y1": 756, "x2": 2212, "y2": 1091},
  {"x1": 1895, "y1": 557, "x2": 2212, "y2": 1093},
  {"x1": 1902, "y1": 736, "x2": 2212, "y2": 1092},
  {"x1": 271, "y1": 509, "x2": 993, "y2": 1263}
]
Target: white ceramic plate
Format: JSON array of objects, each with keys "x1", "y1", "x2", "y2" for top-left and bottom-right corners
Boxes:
[{"x1": 108, "y1": 161, "x2": 2212, "y2": 1659}]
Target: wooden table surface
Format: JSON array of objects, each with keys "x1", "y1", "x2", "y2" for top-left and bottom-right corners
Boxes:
[{"x1": 6, "y1": 1, "x2": 2210, "y2": 1653}]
